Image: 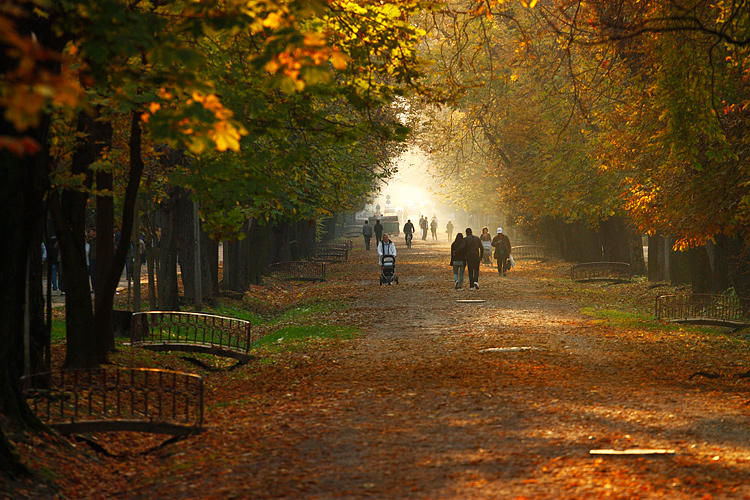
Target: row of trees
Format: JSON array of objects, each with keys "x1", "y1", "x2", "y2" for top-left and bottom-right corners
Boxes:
[
  {"x1": 415, "y1": 0, "x2": 750, "y2": 294},
  {"x1": 0, "y1": 0, "x2": 443, "y2": 474}
]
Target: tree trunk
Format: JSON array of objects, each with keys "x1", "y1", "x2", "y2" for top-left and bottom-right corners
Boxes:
[
  {"x1": 49, "y1": 110, "x2": 101, "y2": 369},
  {"x1": 27, "y1": 220, "x2": 48, "y2": 377},
  {"x1": 93, "y1": 118, "x2": 115, "y2": 360},
  {"x1": 133, "y1": 196, "x2": 142, "y2": 312},
  {"x1": 222, "y1": 219, "x2": 251, "y2": 292},
  {"x1": 247, "y1": 220, "x2": 272, "y2": 285},
  {"x1": 669, "y1": 243, "x2": 692, "y2": 286},
  {"x1": 0, "y1": 10, "x2": 60, "y2": 469},
  {"x1": 205, "y1": 233, "x2": 219, "y2": 297},
  {"x1": 599, "y1": 216, "x2": 631, "y2": 263},
  {"x1": 157, "y1": 189, "x2": 180, "y2": 311},
  {"x1": 688, "y1": 246, "x2": 713, "y2": 294},
  {"x1": 715, "y1": 233, "x2": 750, "y2": 298},
  {"x1": 143, "y1": 211, "x2": 158, "y2": 310},
  {"x1": 176, "y1": 187, "x2": 197, "y2": 302},
  {"x1": 647, "y1": 234, "x2": 664, "y2": 281}
]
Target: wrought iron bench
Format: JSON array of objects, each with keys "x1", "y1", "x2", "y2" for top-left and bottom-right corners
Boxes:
[
  {"x1": 21, "y1": 368, "x2": 204, "y2": 436},
  {"x1": 570, "y1": 262, "x2": 632, "y2": 283},
  {"x1": 655, "y1": 294, "x2": 750, "y2": 330},
  {"x1": 131, "y1": 311, "x2": 254, "y2": 363},
  {"x1": 310, "y1": 243, "x2": 349, "y2": 263},
  {"x1": 268, "y1": 260, "x2": 326, "y2": 281},
  {"x1": 511, "y1": 245, "x2": 557, "y2": 261}
]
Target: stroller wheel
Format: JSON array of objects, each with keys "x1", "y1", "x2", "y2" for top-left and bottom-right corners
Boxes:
[
  {"x1": 379, "y1": 277, "x2": 384, "y2": 285},
  {"x1": 395, "y1": 276, "x2": 399, "y2": 284}
]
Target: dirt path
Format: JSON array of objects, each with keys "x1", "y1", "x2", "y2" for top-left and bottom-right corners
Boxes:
[{"x1": 89, "y1": 238, "x2": 750, "y2": 499}]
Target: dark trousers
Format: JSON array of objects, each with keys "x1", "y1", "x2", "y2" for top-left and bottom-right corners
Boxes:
[
  {"x1": 467, "y1": 258, "x2": 480, "y2": 287},
  {"x1": 497, "y1": 256, "x2": 508, "y2": 274},
  {"x1": 89, "y1": 259, "x2": 96, "y2": 290},
  {"x1": 363, "y1": 235, "x2": 371, "y2": 250}
]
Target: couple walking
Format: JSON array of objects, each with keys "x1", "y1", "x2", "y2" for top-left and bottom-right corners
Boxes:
[{"x1": 450, "y1": 227, "x2": 511, "y2": 290}]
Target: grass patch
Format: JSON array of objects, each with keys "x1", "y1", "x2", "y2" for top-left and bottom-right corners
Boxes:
[
  {"x1": 580, "y1": 306, "x2": 739, "y2": 336},
  {"x1": 204, "y1": 306, "x2": 261, "y2": 324},
  {"x1": 255, "y1": 324, "x2": 358, "y2": 352},
  {"x1": 51, "y1": 318, "x2": 65, "y2": 341},
  {"x1": 581, "y1": 307, "x2": 652, "y2": 326},
  {"x1": 267, "y1": 302, "x2": 343, "y2": 325}
]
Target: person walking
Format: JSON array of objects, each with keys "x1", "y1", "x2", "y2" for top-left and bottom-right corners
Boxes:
[
  {"x1": 461, "y1": 227, "x2": 483, "y2": 290},
  {"x1": 47, "y1": 236, "x2": 60, "y2": 292},
  {"x1": 374, "y1": 219, "x2": 384, "y2": 245},
  {"x1": 430, "y1": 217, "x2": 438, "y2": 240},
  {"x1": 446, "y1": 221, "x2": 454, "y2": 241},
  {"x1": 420, "y1": 216, "x2": 428, "y2": 240},
  {"x1": 403, "y1": 219, "x2": 415, "y2": 247},
  {"x1": 362, "y1": 220, "x2": 374, "y2": 250},
  {"x1": 492, "y1": 227, "x2": 512, "y2": 276},
  {"x1": 377, "y1": 233, "x2": 397, "y2": 265},
  {"x1": 479, "y1": 226, "x2": 492, "y2": 265},
  {"x1": 450, "y1": 233, "x2": 467, "y2": 290}
]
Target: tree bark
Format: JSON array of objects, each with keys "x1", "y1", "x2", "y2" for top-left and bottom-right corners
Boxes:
[
  {"x1": 688, "y1": 246, "x2": 712, "y2": 294},
  {"x1": 222, "y1": 219, "x2": 251, "y2": 292},
  {"x1": 247, "y1": 220, "x2": 272, "y2": 285},
  {"x1": 647, "y1": 234, "x2": 663, "y2": 281},
  {"x1": 0, "y1": 9, "x2": 61, "y2": 470},
  {"x1": 157, "y1": 189, "x2": 180, "y2": 311},
  {"x1": 49, "y1": 110, "x2": 100, "y2": 369}
]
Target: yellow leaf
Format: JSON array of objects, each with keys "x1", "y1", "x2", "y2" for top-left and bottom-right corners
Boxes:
[
  {"x1": 263, "y1": 12, "x2": 283, "y2": 29},
  {"x1": 265, "y1": 59, "x2": 280, "y2": 74},
  {"x1": 330, "y1": 50, "x2": 348, "y2": 70},
  {"x1": 303, "y1": 32, "x2": 326, "y2": 47}
]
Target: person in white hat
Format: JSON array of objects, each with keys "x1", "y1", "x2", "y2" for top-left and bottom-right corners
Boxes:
[{"x1": 491, "y1": 227, "x2": 512, "y2": 276}]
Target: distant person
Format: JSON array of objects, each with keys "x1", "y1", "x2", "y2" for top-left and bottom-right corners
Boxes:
[
  {"x1": 430, "y1": 218, "x2": 438, "y2": 240},
  {"x1": 451, "y1": 233, "x2": 467, "y2": 290},
  {"x1": 362, "y1": 220, "x2": 374, "y2": 250},
  {"x1": 420, "y1": 216, "x2": 428, "y2": 240},
  {"x1": 492, "y1": 227, "x2": 512, "y2": 276},
  {"x1": 377, "y1": 233, "x2": 397, "y2": 265},
  {"x1": 374, "y1": 219, "x2": 383, "y2": 244},
  {"x1": 47, "y1": 236, "x2": 60, "y2": 292},
  {"x1": 446, "y1": 221, "x2": 454, "y2": 241},
  {"x1": 479, "y1": 226, "x2": 492, "y2": 265},
  {"x1": 461, "y1": 227, "x2": 483, "y2": 290},
  {"x1": 403, "y1": 219, "x2": 415, "y2": 247}
]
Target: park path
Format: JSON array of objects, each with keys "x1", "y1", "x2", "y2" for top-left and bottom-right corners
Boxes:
[{"x1": 99, "y1": 236, "x2": 750, "y2": 499}]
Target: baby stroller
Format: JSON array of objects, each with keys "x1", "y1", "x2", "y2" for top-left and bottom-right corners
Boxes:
[{"x1": 379, "y1": 255, "x2": 398, "y2": 285}]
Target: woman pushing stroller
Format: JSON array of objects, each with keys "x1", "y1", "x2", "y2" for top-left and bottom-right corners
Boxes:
[{"x1": 378, "y1": 233, "x2": 399, "y2": 285}]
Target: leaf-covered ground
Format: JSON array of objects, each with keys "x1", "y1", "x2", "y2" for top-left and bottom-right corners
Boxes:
[{"x1": 5, "y1": 237, "x2": 750, "y2": 499}]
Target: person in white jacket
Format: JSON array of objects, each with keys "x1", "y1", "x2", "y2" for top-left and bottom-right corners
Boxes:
[{"x1": 377, "y1": 233, "x2": 397, "y2": 265}]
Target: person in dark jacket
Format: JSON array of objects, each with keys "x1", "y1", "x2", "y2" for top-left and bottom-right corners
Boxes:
[
  {"x1": 373, "y1": 220, "x2": 383, "y2": 245},
  {"x1": 450, "y1": 233, "x2": 467, "y2": 290},
  {"x1": 362, "y1": 220, "x2": 374, "y2": 250},
  {"x1": 461, "y1": 227, "x2": 484, "y2": 290},
  {"x1": 491, "y1": 227, "x2": 512, "y2": 276}
]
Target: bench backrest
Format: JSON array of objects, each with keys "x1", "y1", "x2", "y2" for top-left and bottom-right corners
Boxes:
[
  {"x1": 21, "y1": 368, "x2": 204, "y2": 434},
  {"x1": 655, "y1": 294, "x2": 750, "y2": 323},
  {"x1": 132, "y1": 311, "x2": 253, "y2": 353}
]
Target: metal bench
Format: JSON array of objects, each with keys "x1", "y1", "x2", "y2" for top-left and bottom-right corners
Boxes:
[
  {"x1": 655, "y1": 294, "x2": 750, "y2": 330},
  {"x1": 570, "y1": 262, "x2": 632, "y2": 283},
  {"x1": 21, "y1": 368, "x2": 204, "y2": 436},
  {"x1": 511, "y1": 245, "x2": 558, "y2": 261},
  {"x1": 268, "y1": 260, "x2": 326, "y2": 281},
  {"x1": 311, "y1": 243, "x2": 349, "y2": 263},
  {"x1": 131, "y1": 311, "x2": 254, "y2": 363}
]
